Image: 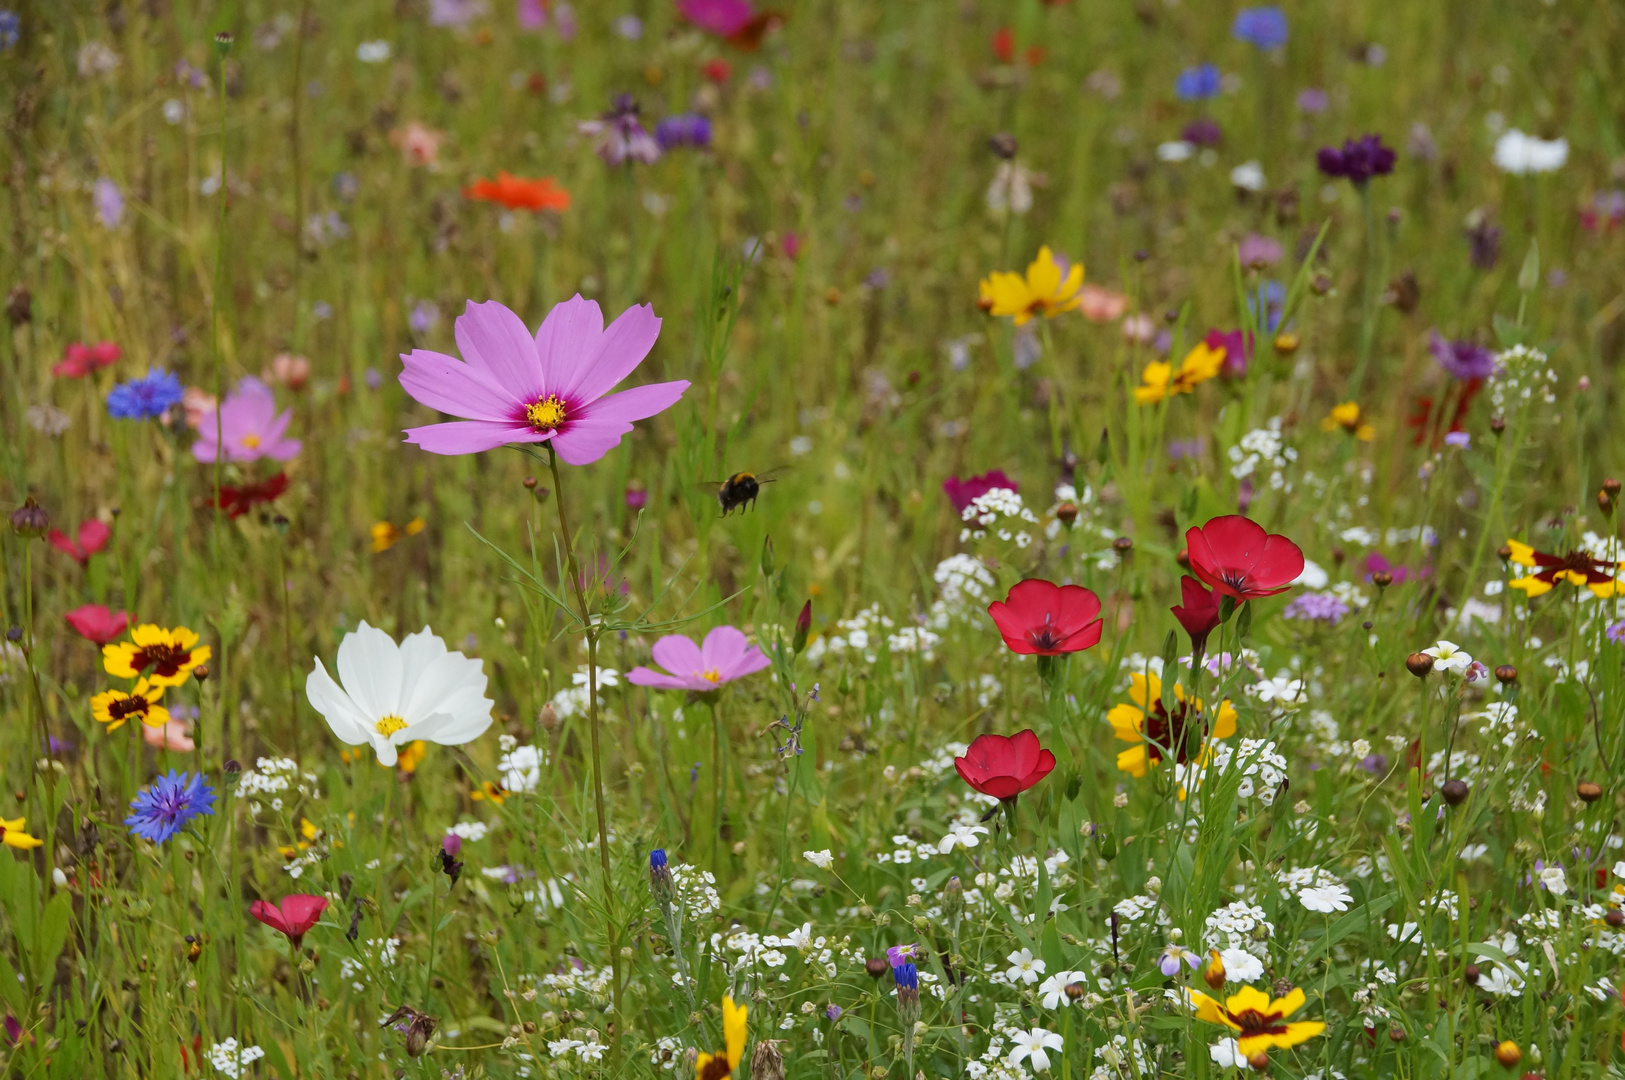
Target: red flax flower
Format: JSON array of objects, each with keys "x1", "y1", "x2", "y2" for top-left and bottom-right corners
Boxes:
[
  {"x1": 954, "y1": 730, "x2": 1055, "y2": 801},
  {"x1": 987, "y1": 579, "x2": 1103, "y2": 655},
  {"x1": 463, "y1": 172, "x2": 571, "y2": 213},
  {"x1": 65, "y1": 604, "x2": 130, "y2": 645},
  {"x1": 48, "y1": 519, "x2": 112, "y2": 564},
  {"x1": 1170, "y1": 576, "x2": 1221, "y2": 652},
  {"x1": 250, "y1": 894, "x2": 329, "y2": 949},
  {"x1": 1184, "y1": 515, "x2": 1304, "y2": 601}
]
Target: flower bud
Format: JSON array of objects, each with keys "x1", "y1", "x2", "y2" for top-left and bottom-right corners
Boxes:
[
  {"x1": 988, "y1": 133, "x2": 1018, "y2": 160},
  {"x1": 1112, "y1": 536, "x2": 1134, "y2": 554},
  {"x1": 1464, "y1": 963, "x2": 1480, "y2": 985},
  {"x1": 793, "y1": 600, "x2": 812, "y2": 654},
  {"x1": 1490, "y1": 414, "x2": 1506, "y2": 434},
  {"x1": 1495, "y1": 665, "x2": 1517, "y2": 684},
  {"x1": 865, "y1": 957, "x2": 889, "y2": 978},
  {"x1": 1055, "y1": 502, "x2": 1078, "y2": 526},
  {"x1": 1606, "y1": 478, "x2": 1622, "y2": 498},
  {"x1": 1405, "y1": 652, "x2": 1435, "y2": 678},
  {"x1": 942, "y1": 876, "x2": 964, "y2": 936},
  {"x1": 192, "y1": 665, "x2": 210, "y2": 682},
  {"x1": 1310, "y1": 272, "x2": 1332, "y2": 295},
  {"x1": 1203, "y1": 950, "x2": 1225, "y2": 990},
  {"x1": 1577, "y1": 781, "x2": 1603, "y2": 803},
  {"x1": 5, "y1": 285, "x2": 31, "y2": 326},
  {"x1": 1272, "y1": 332, "x2": 1300, "y2": 356},
  {"x1": 9, "y1": 497, "x2": 49, "y2": 538},
  {"x1": 1388, "y1": 1027, "x2": 1405, "y2": 1042},
  {"x1": 1064, "y1": 982, "x2": 1085, "y2": 1001},
  {"x1": 1372, "y1": 571, "x2": 1394, "y2": 588},
  {"x1": 1441, "y1": 779, "x2": 1468, "y2": 806},
  {"x1": 1495, "y1": 1041, "x2": 1521, "y2": 1068},
  {"x1": 538, "y1": 703, "x2": 559, "y2": 731},
  {"x1": 1607, "y1": 909, "x2": 1624, "y2": 927},
  {"x1": 751, "y1": 1040, "x2": 786, "y2": 1080},
  {"x1": 1248, "y1": 1051, "x2": 1270, "y2": 1071}
]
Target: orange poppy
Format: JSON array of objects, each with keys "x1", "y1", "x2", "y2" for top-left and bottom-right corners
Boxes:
[{"x1": 462, "y1": 172, "x2": 571, "y2": 212}]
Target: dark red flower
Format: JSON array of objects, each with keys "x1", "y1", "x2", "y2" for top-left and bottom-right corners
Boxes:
[
  {"x1": 217, "y1": 472, "x2": 289, "y2": 519},
  {"x1": 1170, "y1": 575, "x2": 1221, "y2": 651},
  {"x1": 954, "y1": 730, "x2": 1055, "y2": 801},
  {"x1": 1204, "y1": 328, "x2": 1254, "y2": 378},
  {"x1": 48, "y1": 519, "x2": 112, "y2": 564},
  {"x1": 51, "y1": 341, "x2": 121, "y2": 379},
  {"x1": 1184, "y1": 515, "x2": 1304, "y2": 601},
  {"x1": 703, "y1": 57, "x2": 732, "y2": 83},
  {"x1": 943, "y1": 469, "x2": 1018, "y2": 514},
  {"x1": 250, "y1": 894, "x2": 330, "y2": 949},
  {"x1": 1407, "y1": 378, "x2": 1481, "y2": 447},
  {"x1": 65, "y1": 604, "x2": 130, "y2": 645},
  {"x1": 987, "y1": 579, "x2": 1103, "y2": 655},
  {"x1": 992, "y1": 26, "x2": 1015, "y2": 63}
]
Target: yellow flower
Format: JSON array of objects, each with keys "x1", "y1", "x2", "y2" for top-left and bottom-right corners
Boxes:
[
  {"x1": 102, "y1": 625, "x2": 211, "y2": 688},
  {"x1": 371, "y1": 517, "x2": 427, "y2": 553},
  {"x1": 1134, "y1": 342, "x2": 1226, "y2": 405},
  {"x1": 1321, "y1": 401, "x2": 1375, "y2": 441},
  {"x1": 696, "y1": 996, "x2": 748, "y2": 1080},
  {"x1": 471, "y1": 781, "x2": 509, "y2": 804},
  {"x1": 978, "y1": 246, "x2": 1083, "y2": 325},
  {"x1": 91, "y1": 679, "x2": 170, "y2": 732},
  {"x1": 1187, "y1": 985, "x2": 1326, "y2": 1056},
  {"x1": 1107, "y1": 671, "x2": 1235, "y2": 779},
  {"x1": 1505, "y1": 538, "x2": 1624, "y2": 599},
  {"x1": 1, "y1": 817, "x2": 44, "y2": 850},
  {"x1": 278, "y1": 817, "x2": 323, "y2": 858}
]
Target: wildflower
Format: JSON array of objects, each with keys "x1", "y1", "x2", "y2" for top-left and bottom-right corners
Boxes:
[
  {"x1": 91, "y1": 679, "x2": 169, "y2": 732},
  {"x1": 141, "y1": 718, "x2": 195, "y2": 752},
  {"x1": 1184, "y1": 516, "x2": 1306, "y2": 601},
  {"x1": 103, "y1": 624, "x2": 211, "y2": 687},
  {"x1": 1008, "y1": 1028, "x2": 1064, "y2": 1073},
  {"x1": 388, "y1": 121, "x2": 447, "y2": 167},
  {"x1": 1321, "y1": 401, "x2": 1375, "y2": 441},
  {"x1": 26, "y1": 404, "x2": 70, "y2": 436},
  {"x1": 1005, "y1": 948, "x2": 1046, "y2": 985},
  {"x1": 1298, "y1": 883, "x2": 1353, "y2": 912},
  {"x1": 1159, "y1": 944, "x2": 1202, "y2": 977},
  {"x1": 1316, "y1": 134, "x2": 1396, "y2": 185},
  {"x1": 1108, "y1": 671, "x2": 1236, "y2": 778},
  {"x1": 1296, "y1": 88, "x2": 1328, "y2": 113},
  {"x1": 462, "y1": 172, "x2": 571, "y2": 212},
  {"x1": 1503, "y1": 539, "x2": 1621, "y2": 598},
  {"x1": 217, "y1": 472, "x2": 290, "y2": 519},
  {"x1": 655, "y1": 114, "x2": 714, "y2": 151},
  {"x1": 250, "y1": 894, "x2": 330, "y2": 948},
  {"x1": 1492, "y1": 130, "x2": 1568, "y2": 175},
  {"x1": 986, "y1": 161, "x2": 1040, "y2": 215},
  {"x1": 397, "y1": 296, "x2": 689, "y2": 462},
  {"x1": 107, "y1": 369, "x2": 184, "y2": 420},
  {"x1": 678, "y1": 0, "x2": 755, "y2": 37},
  {"x1": 1232, "y1": 7, "x2": 1288, "y2": 49},
  {"x1": 125, "y1": 770, "x2": 216, "y2": 844},
  {"x1": 1133, "y1": 341, "x2": 1225, "y2": 404},
  {"x1": 695, "y1": 996, "x2": 747, "y2": 1080},
  {"x1": 1581, "y1": 190, "x2": 1625, "y2": 234},
  {"x1": 987, "y1": 579, "x2": 1103, "y2": 655},
  {"x1": 1187, "y1": 985, "x2": 1326, "y2": 1055},
  {"x1": 191, "y1": 377, "x2": 302, "y2": 463},
  {"x1": 0, "y1": 818, "x2": 44, "y2": 850},
  {"x1": 1421, "y1": 640, "x2": 1473, "y2": 674},
  {"x1": 94, "y1": 177, "x2": 125, "y2": 228},
  {"x1": 65, "y1": 604, "x2": 130, "y2": 645},
  {"x1": 1171, "y1": 576, "x2": 1221, "y2": 652},
  {"x1": 954, "y1": 730, "x2": 1056, "y2": 801},
  {"x1": 208, "y1": 1040, "x2": 266, "y2": 1080},
  {"x1": 48, "y1": 518, "x2": 111, "y2": 564},
  {"x1": 579, "y1": 94, "x2": 662, "y2": 166},
  {"x1": 0, "y1": 10, "x2": 17, "y2": 51},
  {"x1": 428, "y1": 0, "x2": 488, "y2": 27},
  {"x1": 1537, "y1": 865, "x2": 1567, "y2": 895},
  {"x1": 268, "y1": 353, "x2": 311, "y2": 389},
  {"x1": 979, "y1": 247, "x2": 1084, "y2": 325},
  {"x1": 306, "y1": 622, "x2": 494, "y2": 767},
  {"x1": 370, "y1": 517, "x2": 426, "y2": 552},
  {"x1": 627, "y1": 626, "x2": 770, "y2": 691},
  {"x1": 803, "y1": 849, "x2": 834, "y2": 869},
  {"x1": 1428, "y1": 331, "x2": 1497, "y2": 380},
  {"x1": 356, "y1": 40, "x2": 391, "y2": 62},
  {"x1": 1237, "y1": 234, "x2": 1283, "y2": 269},
  {"x1": 52, "y1": 340, "x2": 120, "y2": 378},
  {"x1": 1183, "y1": 118, "x2": 1223, "y2": 147},
  {"x1": 1175, "y1": 63, "x2": 1222, "y2": 101},
  {"x1": 944, "y1": 470, "x2": 1018, "y2": 513},
  {"x1": 1282, "y1": 593, "x2": 1349, "y2": 624}
]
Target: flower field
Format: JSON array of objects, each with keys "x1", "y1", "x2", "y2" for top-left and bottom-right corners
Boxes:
[{"x1": 3, "y1": 2, "x2": 1625, "y2": 1078}]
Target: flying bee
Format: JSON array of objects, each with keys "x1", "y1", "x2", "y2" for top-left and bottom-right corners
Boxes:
[{"x1": 711, "y1": 469, "x2": 782, "y2": 516}]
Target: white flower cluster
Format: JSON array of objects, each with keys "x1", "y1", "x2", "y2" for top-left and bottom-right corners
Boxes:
[
  {"x1": 669, "y1": 863, "x2": 721, "y2": 919},
  {"x1": 339, "y1": 937, "x2": 399, "y2": 991},
  {"x1": 1181, "y1": 739, "x2": 1289, "y2": 805},
  {"x1": 933, "y1": 554, "x2": 997, "y2": 613},
  {"x1": 550, "y1": 666, "x2": 620, "y2": 720},
  {"x1": 650, "y1": 1035, "x2": 686, "y2": 1071},
  {"x1": 540, "y1": 965, "x2": 614, "y2": 1000},
  {"x1": 1489, "y1": 345, "x2": 1558, "y2": 413},
  {"x1": 960, "y1": 487, "x2": 1039, "y2": 546},
  {"x1": 209, "y1": 1039, "x2": 266, "y2": 1079},
  {"x1": 803, "y1": 605, "x2": 894, "y2": 664},
  {"x1": 1203, "y1": 901, "x2": 1275, "y2": 959},
  {"x1": 447, "y1": 820, "x2": 489, "y2": 842},
  {"x1": 548, "y1": 1037, "x2": 607, "y2": 1062},
  {"x1": 238, "y1": 756, "x2": 317, "y2": 800},
  {"x1": 498, "y1": 744, "x2": 547, "y2": 792},
  {"x1": 1227, "y1": 418, "x2": 1297, "y2": 491}
]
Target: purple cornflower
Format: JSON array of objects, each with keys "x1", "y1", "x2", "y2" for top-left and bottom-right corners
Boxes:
[
  {"x1": 1296, "y1": 88, "x2": 1328, "y2": 114},
  {"x1": 94, "y1": 178, "x2": 125, "y2": 228},
  {"x1": 125, "y1": 770, "x2": 216, "y2": 843},
  {"x1": 1247, "y1": 280, "x2": 1286, "y2": 333},
  {"x1": 427, "y1": 0, "x2": 487, "y2": 26},
  {"x1": 1444, "y1": 431, "x2": 1471, "y2": 449},
  {"x1": 1282, "y1": 592, "x2": 1350, "y2": 624},
  {"x1": 191, "y1": 376, "x2": 302, "y2": 463},
  {"x1": 1428, "y1": 331, "x2": 1498, "y2": 380},
  {"x1": 1317, "y1": 134, "x2": 1396, "y2": 185},
  {"x1": 578, "y1": 94, "x2": 662, "y2": 166},
  {"x1": 107, "y1": 369, "x2": 184, "y2": 420},
  {"x1": 1237, "y1": 233, "x2": 1283, "y2": 269},
  {"x1": 1175, "y1": 64, "x2": 1221, "y2": 101},
  {"x1": 655, "y1": 113, "x2": 712, "y2": 151},
  {"x1": 824, "y1": 1004, "x2": 843, "y2": 1022},
  {"x1": 1182, "y1": 118, "x2": 1223, "y2": 147},
  {"x1": 1232, "y1": 7, "x2": 1288, "y2": 49}
]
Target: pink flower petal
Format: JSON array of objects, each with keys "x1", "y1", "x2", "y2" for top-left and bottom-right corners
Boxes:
[
  {"x1": 400, "y1": 349, "x2": 524, "y2": 422},
  {"x1": 533, "y1": 295, "x2": 606, "y2": 392},
  {"x1": 650, "y1": 634, "x2": 705, "y2": 677},
  {"x1": 403, "y1": 419, "x2": 543, "y2": 455},
  {"x1": 580, "y1": 380, "x2": 692, "y2": 424},
  {"x1": 560, "y1": 303, "x2": 662, "y2": 405},
  {"x1": 549, "y1": 418, "x2": 634, "y2": 466},
  {"x1": 626, "y1": 666, "x2": 703, "y2": 691},
  {"x1": 453, "y1": 300, "x2": 546, "y2": 401}
]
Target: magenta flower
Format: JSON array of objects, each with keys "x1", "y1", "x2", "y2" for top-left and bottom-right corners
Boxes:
[
  {"x1": 627, "y1": 626, "x2": 769, "y2": 691},
  {"x1": 398, "y1": 297, "x2": 689, "y2": 463},
  {"x1": 191, "y1": 377, "x2": 302, "y2": 463}
]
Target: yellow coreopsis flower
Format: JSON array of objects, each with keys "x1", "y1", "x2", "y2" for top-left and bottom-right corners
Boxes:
[
  {"x1": 91, "y1": 678, "x2": 170, "y2": 732},
  {"x1": 1133, "y1": 342, "x2": 1226, "y2": 405},
  {"x1": 1, "y1": 817, "x2": 45, "y2": 850},
  {"x1": 978, "y1": 246, "x2": 1083, "y2": 325},
  {"x1": 372, "y1": 517, "x2": 427, "y2": 553},
  {"x1": 102, "y1": 625, "x2": 211, "y2": 688},
  {"x1": 471, "y1": 781, "x2": 509, "y2": 804},
  {"x1": 696, "y1": 996, "x2": 748, "y2": 1080},
  {"x1": 1107, "y1": 671, "x2": 1236, "y2": 779},
  {"x1": 1187, "y1": 985, "x2": 1325, "y2": 1056},
  {"x1": 1504, "y1": 538, "x2": 1624, "y2": 598},
  {"x1": 1321, "y1": 401, "x2": 1375, "y2": 441}
]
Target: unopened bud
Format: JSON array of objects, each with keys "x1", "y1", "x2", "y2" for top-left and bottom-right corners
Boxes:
[
  {"x1": 1495, "y1": 665, "x2": 1517, "y2": 684},
  {"x1": 1272, "y1": 332, "x2": 1300, "y2": 356},
  {"x1": 1578, "y1": 781, "x2": 1603, "y2": 803},
  {"x1": 1203, "y1": 950, "x2": 1225, "y2": 990},
  {"x1": 865, "y1": 957, "x2": 889, "y2": 979},
  {"x1": 1490, "y1": 414, "x2": 1506, "y2": 434},
  {"x1": 1405, "y1": 652, "x2": 1434, "y2": 678},
  {"x1": 1112, "y1": 536, "x2": 1134, "y2": 554},
  {"x1": 1372, "y1": 571, "x2": 1394, "y2": 588},
  {"x1": 192, "y1": 665, "x2": 210, "y2": 683},
  {"x1": 1247, "y1": 1051, "x2": 1270, "y2": 1071},
  {"x1": 1441, "y1": 779, "x2": 1468, "y2": 806},
  {"x1": 988, "y1": 132, "x2": 1018, "y2": 160},
  {"x1": 1494, "y1": 1041, "x2": 1521, "y2": 1068},
  {"x1": 1310, "y1": 272, "x2": 1332, "y2": 295},
  {"x1": 537, "y1": 703, "x2": 559, "y2": 731},
  {"x1": 1464, "y1": 963, "x2": 1480, "y2": 985},
  {"x1": 9, "y1": 497, "x2": 49, "y2": 538},
  {"x1": 1055, "y1": 502, "x2": 1078, "y2": 526}
]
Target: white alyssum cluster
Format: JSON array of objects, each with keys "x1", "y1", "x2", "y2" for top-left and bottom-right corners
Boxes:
[
  {"x1": 1227, "y1": 418, "x2": 1297, "y2": 491},
  {"x1": 960, "y1": 487, "x2": 1040, "y2": 547},
  {"x1": 209, "y1": 1040, "x2": 266, "y2": 1079}
]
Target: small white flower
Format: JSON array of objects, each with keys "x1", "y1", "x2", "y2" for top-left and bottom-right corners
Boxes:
[
  {"x1": 1493, "y1": 129, "x2": 1568, "y2": 175},
  {"x1": 1229, "y1": 160, "x2": 1266, "y2": 192},
  {"x1": 1157, "y1": 140, "x2": 1195, "y2": 163},
  {"x1": 1252, "y1": 676, "x2": 1305, "y2": 706},
  {"x1": 1008, "y1": 1027, "x2": 1064, "y2": 1073},
  {"x1": 1037, "y1": 971, "x2": 1087, "y2": 1009},
  {"x1": 1005, "y1": 948, "x2": 1046, "y2": 985},
  {"x1": 1292, "y1": 559, "x2": 1329, "y2": 589},
  {"x1": 1209, "y1": 1038, "x2": 1245, "y2": 1069},
  {"x1": 1422, "y1": 640, "x2": 1473, "y2": 675},
  {"x1": 938, "y1": 822, "x2": 989, "y2": 853},
  {"x1": 1538, "y1": 865, "x2": 1567, "y2": 896},
  {"x1": 802, "y1": 849, "x2": 834, "y2": 869},
  {"x1": 1217, "y1": 948, "x2": 1264, "y2": 984},
  {"x1": 1299, "y1": 883, "x2": 1353, "y2": 913},
  {"x1": 357, "y1": 40, "x2": 393, "y2": 63}
]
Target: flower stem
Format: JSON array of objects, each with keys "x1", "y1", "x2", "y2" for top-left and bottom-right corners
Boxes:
[
  {"x1": 210, "y1": 45, "x2": 230, "y2": 562},
  {"x1": 545, "y1": 447, "x2": 622, "y2": 1055}
]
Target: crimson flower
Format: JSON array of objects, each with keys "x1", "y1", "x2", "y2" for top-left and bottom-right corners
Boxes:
[
  {"x1": 249, "y1": 894, "x2": 329, "y2": 949},
  {"x1": 65, "y1": 604, "x2": 129, "y2": 645},
  {"x1": 48, "y1": 519, "x2": 112, "y2": 564},
  {"x1": 1170, "y1": 576, "x2": 1221, "y2": 651},
  {"x1": 216, "y1": 472, "x2": 289, "y2": 519},
  {"x1": 954, "y1": 730, "x2": 1056, "y2": 801},
  {"x1": 52, "y1": 341, "x2": 120, "y2": 379},
  {"x1": 987, "y1": 579, "x2": 1102, "y2": 655},
  {"x1": 943, "y1": 469, "x2": 1018, "y2": 514},
  {"x1": 1184, "y1": 515, "x2": 1304, "y2": 601}
]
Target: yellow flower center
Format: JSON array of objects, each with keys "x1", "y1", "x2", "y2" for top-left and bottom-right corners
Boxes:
[
  {"x1": 526, "y1": 394, "x2": 567, "y2": 431},
  {"x1": 375, "y1": 714, "x2": 409, "y2": 736},
  {"x1": 700, "y1": 668, "x2": 723, "y2": 684},
  {"x1": 242, "y1": 433, "x2": 261, "y2": 449}
]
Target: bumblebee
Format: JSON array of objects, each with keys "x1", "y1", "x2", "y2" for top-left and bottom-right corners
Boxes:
[{"x1": 714, "y1": 470, "x2": 780, "y2": 516}]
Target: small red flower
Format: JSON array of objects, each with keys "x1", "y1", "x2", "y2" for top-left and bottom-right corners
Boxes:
[
  {"x1": 703, "y1": 57, "x2": 732, "y2": 83},
  {"x1": 1184, "y1": 515, "x2": 1304, "y2": 601},
  {"x1": 1170, "y1": 575, "x2": 1221, "y2": 651},
  {"x1": 65, "y1": 604, "x2": 130, "y2": 645},
  {"x1": 48, "y1": 519, "x2": 112, "y2": 565},
  {"x1": 954, "y1": 730, "x2": 1056, "y2": 801},
  {"x1": 249, "y1": 894, "x2": 330, "y2": 949},
  {"x1": 52, "y1": 341, "x2": 120, "y2": 379},
  {"x1": 987, "y1": 579, "x2": 1103, "y2": 655},
  {"x1": 217, "y1": 472, "x2": 290, "y2": 519},
  {"x1": 992, "y1": 26, "x2": 1015, "y2": 63}
]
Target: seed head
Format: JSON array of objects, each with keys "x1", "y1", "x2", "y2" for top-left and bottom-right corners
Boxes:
[
  {"x1": 1441, "y1": 779, "x2": 1468, "y2": 806},
  {"x1": 1405, "y1": 652, "x2": 1435, "y2": 678},
  {"x1": 1494, "y1": 665, "x2": 1517, "y2": 684},
  {"x1": 1577, "y1": 781, "x2": 1603, "y2": 803},
  {"x1": 1494, "y1": 1041, "x2": 1522, "y2": 1068}
]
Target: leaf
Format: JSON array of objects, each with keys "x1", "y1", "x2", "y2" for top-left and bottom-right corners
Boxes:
[
  {"x1": 34, "y1": 891, "x2": 72, "y2": 987},
  {"x1": 0, "y1": 949, "x2": 25, "y2": 1013}
]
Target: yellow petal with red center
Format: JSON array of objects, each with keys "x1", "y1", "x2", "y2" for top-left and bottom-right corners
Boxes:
[
  {"x1": 1187, "y1": 989, "x2": 1238, "y2": 1030},
  {"x1": 1508, "y1": 575, "x2": 1551, "y2": 597},
  {"x1": 722, "y1": 996, "x2": 748, "y2": 1069},
  {"x1": 1212, "y1": 699, "x2": 1238, "y2": 739},
  {"x1": 1107, "y1": 703, "x2": 1146, "y2": 742},
  {"x1": 1224, "y1": 985, "x2": 1273, "y2": 1016},
  {"x1": 1237, "y1": 1020, "x2": 1325, "y2": 1055},
  {"x1": 1589, "y1": 579, "x2": 1620, "y2": 598},
  {"x1": 1270, "y1": 988, "x2": 1306, "y2": 1017},
  {"x1": 1134, "y1": 362, "x2": 1173, "y2": 404},
  {"x1": 1027, "y1": 247, "x2": 1062, "y2": 300},
  {"x1": 1128, "y1": 672, "x2": 1160, "y2": 709},
  {"x1": 1504, "y1": 540, "x2": 1538, "y2": 568},
  {"x1": 987, "y1": 271, "x2": 1037, "y2": 320},
  {"x1": 1115, "y1": 745, "x2": 1150, "y2": 778},
  {"x1": 1050, "y1": 261, "x2": 1085, "y2": 313}
]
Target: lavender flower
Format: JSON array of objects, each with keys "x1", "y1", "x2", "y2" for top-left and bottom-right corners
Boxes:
[
  {"x1": 655, "y1": 113, "x2": 712, "y2": 151},
  {"x1": 1282, "y1": 592, "x2": 1350, "y2": 625},
  {"x1": 578, "y1": 94, "x2": 662, "y2": 166},
  {"x1": 1182, "y1": 118, "x2": 1223, "y2": 147},
  {"x1": 1317, "y1": 134, "x2": 1396, "y2": 185},
  {"x1": 0, "y1": 10, "x2": 18, "y2": 51},
  {"x1": 1428, "y1": 331, "x2": 1498, "y2": 380},
  {"x1": 1296, "y1": 88, "x2": 1328, "y2": 114},
  {"x1": 94, "y1": 178, "x2": 125, "y2": 228},
  {"x1": 1607, "y1": 619, "x2": 1625, "y2": 644}
]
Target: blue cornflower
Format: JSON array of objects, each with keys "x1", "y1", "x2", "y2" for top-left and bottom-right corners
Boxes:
[
  {"x1": 650, "y1": 848, "x2": 668, "y2": 872},
  {"x1": 1174, "y1": 63, "x2": 1221, "y2": 102},
  {"x1": 1232, "y1": 7, "x2": 1288, "y2": 50},
  {"x1": 107, "y1": 369, "x2": 184, "y2": 420},
  {"x1": 0, "y1": 10, "x2": 19, "y2": 51},
  {"x1": 125, "y1": 770, "x2": 216, "y2": 844},
  {"x1": 655, "y1": 113, "x2": 712, "y2": 151}
]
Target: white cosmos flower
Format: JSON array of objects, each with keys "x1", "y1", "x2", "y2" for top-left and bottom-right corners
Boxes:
[
  {"x1": 306, "y1": 621, "x2": 493, "y2": 766},
  {"x1": 1008, "y1": 1028, "x2": 1064, "y2": 1073},
  {"x1": 1493, "y1": 129, "x2": 1568, "y2": 175}
]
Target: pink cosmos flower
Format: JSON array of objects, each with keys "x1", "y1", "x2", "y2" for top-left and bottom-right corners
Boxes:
[
  {"x1": 192, "y1": 377, "x2": 302, "y2": 463},
  {"x1": 1078, "y1": 284, "x2": 1129, "y2": 323},
  {"x1": 48, "y1": 519, "x2": 112, "y2": 565},
  {"x1": 627, "y1": 626, "x2": 769, "y2": 691},
  {"x1": 142, "y1": 719, "x2": 196, "y2": 752},
  {"x1": 398, "y1": 297, "x2": 689, "y2": 463},
  {"x1": 678, "y1": 0, "x2": 754, "y2": 36}
]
